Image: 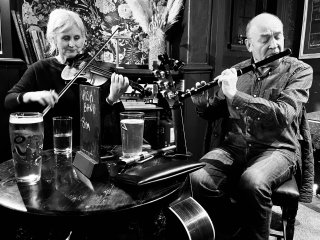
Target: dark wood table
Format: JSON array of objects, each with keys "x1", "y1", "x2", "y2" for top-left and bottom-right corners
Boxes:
[{"x1": 0, "y1": 148, "x2": 189, "y2": 240}]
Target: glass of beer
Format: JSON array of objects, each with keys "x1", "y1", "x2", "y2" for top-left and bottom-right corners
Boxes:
[
  {"x1": 120, "y1": 112, "x2": 145, "y2": 158},
  {"x1": 53, "y1": 116, "x2": 72, "y2": 154},
  {"x1": 9, "y1": 112, "x2": 44, "y2": 185}
]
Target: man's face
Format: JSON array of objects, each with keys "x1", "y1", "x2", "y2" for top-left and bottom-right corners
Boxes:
[{"x1": 245, "y1": 18, "x2": 284, "y2": 67}]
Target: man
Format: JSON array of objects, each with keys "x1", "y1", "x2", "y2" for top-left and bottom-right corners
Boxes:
[{"x1": 189, "y1": 13, "x2": 313, "y2": 240}]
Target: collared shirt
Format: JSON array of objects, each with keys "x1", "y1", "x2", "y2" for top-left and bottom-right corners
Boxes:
[{"x1": 197, "y1": 56, "x2": 313, "y2": 151}]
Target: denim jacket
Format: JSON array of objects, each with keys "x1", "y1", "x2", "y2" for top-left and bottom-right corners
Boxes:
[{"x1": 196, "y1": 56, "x2": 314, "y2": 203}]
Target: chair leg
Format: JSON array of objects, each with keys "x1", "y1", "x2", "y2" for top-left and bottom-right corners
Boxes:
[
  {"x1": 281, "y1": 200, "x2": 298, "y2": 240},
  {"x1": 282, "y1": 217, "x2": 287, "y2": 240}
]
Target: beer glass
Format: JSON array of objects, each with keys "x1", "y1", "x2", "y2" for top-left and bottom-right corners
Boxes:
[
  {"x1": 9, "y1": 112, "x2": 44, "y2": 185},
  {"x1": 53, "y1": 116, "x2": 73, "y2": 154},
  {"x1": 120, "y1": 112, "x2": 145, "y2": 158}
]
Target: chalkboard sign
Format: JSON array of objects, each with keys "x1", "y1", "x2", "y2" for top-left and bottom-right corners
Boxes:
[{"x1": 79, "y1": 84, "x2": 102, "y2": 162}]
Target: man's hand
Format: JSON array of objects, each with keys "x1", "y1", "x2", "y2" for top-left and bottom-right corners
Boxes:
[
  {"x1": 108, "y1": 72, "x2": 129, "y2": 103},
  {"x1": 24, "y1": 90, "x2": 59, "y2": 107},
  {"x1": 189, "y1": 80, "x2": 209, "y2": 107},
  {"x1": 214, "y1": 68, "x2": 238, "y2": 100}
]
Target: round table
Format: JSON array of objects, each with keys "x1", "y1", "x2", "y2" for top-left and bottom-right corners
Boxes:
[{"x1": 0, "y1": 148, "x2": 187, "y2": 240}]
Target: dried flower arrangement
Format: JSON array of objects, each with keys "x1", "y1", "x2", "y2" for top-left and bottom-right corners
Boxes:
[
  {"x1": 124, "y1": 0, "x2": 184, "y2": 69},
  {"x1": 125, "y1": 0, "x2": 184, "y2": 38}
]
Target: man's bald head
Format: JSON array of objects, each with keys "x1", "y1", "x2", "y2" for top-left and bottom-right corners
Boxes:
[
  {"x1": 244, "y1": 13, "x2": 284, "y2": 66},
  {"x1": 246, "y1": 13, "x2": 283, "y2": 39}
]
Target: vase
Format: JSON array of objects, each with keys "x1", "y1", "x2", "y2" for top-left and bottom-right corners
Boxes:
[{"x1": 148, "y1": 30, "x2": 166, "y2": 70}]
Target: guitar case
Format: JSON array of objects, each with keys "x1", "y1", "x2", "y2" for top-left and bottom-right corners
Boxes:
[{"x1": 113, "y1": 160, "x2": 205, "y2": 187}]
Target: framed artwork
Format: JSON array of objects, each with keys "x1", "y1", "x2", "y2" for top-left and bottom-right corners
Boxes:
[
  {"x1": 22, "y1": 0, "x2": 148, "y2": 65},
  {"x1": 299, "y1": 0, "x2": 320, "y2": 59},
  {"x1": 0, "y1": 9, "x2": 2, "y2": 54},
  {"x1": 0, "y1": 0, "x2": 13, "y2": 58}
]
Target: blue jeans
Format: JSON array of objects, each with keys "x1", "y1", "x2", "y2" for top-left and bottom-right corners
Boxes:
[{"x1": 190, "y1": 144, "x2": 297, "y2": 240}]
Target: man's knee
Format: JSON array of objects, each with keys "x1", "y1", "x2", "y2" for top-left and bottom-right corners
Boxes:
[
  {"x1": 190, "y1": 168, "x2": 217, "y2": 191},
  {"x1": 238, "y1": 171, "x2": 270, "y2": 199},
  {"x1": 190, "y1": 167, "x2": 227, "y2": 199}
]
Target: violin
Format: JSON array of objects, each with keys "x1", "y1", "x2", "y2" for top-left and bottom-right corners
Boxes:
[
  {"x1": 42, "y1": 26, "x2": 146, "y2": 116},
  {"x1": 61, "y1": 52, "x2": 146, "y2": 95}
]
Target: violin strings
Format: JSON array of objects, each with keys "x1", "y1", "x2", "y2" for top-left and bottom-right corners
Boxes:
[
  {"x1": 84, "y1": 63, "x2": 144, "y2": 94},
  {"x1": 89, "y1": 64, "x2": 113, "y2": 77}
]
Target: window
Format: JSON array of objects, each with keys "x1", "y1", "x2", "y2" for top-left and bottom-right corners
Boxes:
[{"x1": 228, "y1": 0, "x2": 278, "y2": 50}]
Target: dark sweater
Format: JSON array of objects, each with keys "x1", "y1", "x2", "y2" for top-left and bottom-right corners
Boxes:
[{"x1": 5, "y1": 57, "x2": 124, "y2": 150}]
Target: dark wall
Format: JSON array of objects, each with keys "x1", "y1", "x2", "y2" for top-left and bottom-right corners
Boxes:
[
  {"x1": 0, "y1": 59, "x2": 28, "y2": 162},
  {"x1": 289, "y1": 0, "x2": 320, "y2": 113},
  {"x1": 305, "y1": 59, "x2": 320, "y2": 113},
  {"x1": 0, "y1": 0, "x2": 23, "y2": 59},
  {"x1": 173, "y1": 0, "x2": 214, "y2": 160}
]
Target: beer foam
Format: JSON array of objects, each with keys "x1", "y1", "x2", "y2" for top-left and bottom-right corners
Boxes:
[
  {"x1": 120, "y1": 119, "x2": 144, "y2": 124},
  {"x1": 10, "y1": 116, "x2": 43, "y2": 124}
]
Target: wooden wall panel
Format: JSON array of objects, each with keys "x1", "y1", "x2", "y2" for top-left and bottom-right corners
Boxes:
[
  {"x1": 179, "y1": 0, "x2": 213, "y2": 64},
  {"x1": 173, "y1": 0, "x2": 216, "y2": 159}
]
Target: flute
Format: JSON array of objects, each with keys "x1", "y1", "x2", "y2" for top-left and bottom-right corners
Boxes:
[{"x1": 179, "y1": 48, "x2": 292, "y2": 100}]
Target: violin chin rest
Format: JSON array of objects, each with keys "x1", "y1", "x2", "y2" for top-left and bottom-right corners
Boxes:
[
  {"x1": 90, "y1": 75, "x2": 108, "y2": 86},
  {"x1": 61, "y1": 66, "x2": 77, "y2": 81}
]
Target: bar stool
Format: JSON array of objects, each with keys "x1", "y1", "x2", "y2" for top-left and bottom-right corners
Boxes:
[
  {"x1": 232, "y1": 176, "x2": 300, "y2": 240},
  {"x1": 270, "y1": 176, "x2": 300, "y2": 240}
]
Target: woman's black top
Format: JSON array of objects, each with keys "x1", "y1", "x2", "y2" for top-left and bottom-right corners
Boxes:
[{"x1": 5, "y1": 57, "x2": 124, "y2": 150}]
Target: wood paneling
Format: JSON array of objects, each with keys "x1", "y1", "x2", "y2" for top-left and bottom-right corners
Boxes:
[{"x1": 174, "y1": 0, "x2": 215, "y2": 159}]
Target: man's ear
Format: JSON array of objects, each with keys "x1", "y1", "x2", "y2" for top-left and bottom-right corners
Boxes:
[{"x1": 245, "y1": 38, "x2": 252, "y2": 52}]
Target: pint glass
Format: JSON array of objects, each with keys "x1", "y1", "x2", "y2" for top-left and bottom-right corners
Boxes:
[
  {"x1": 9, "y1": 112, "x2": 44, "y2": 184},
  {"x1": 120, "y1": 112, "x2": 145, "y2": 158}
]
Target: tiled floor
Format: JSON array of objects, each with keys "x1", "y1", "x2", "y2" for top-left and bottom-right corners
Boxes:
[{"x1": 266, "y1": 195, "x2": 320, "y2": 240}]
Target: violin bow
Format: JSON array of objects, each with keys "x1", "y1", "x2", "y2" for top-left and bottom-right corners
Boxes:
[{"x1": 42, "y1": 26, "x2": 120, "y2": 116}]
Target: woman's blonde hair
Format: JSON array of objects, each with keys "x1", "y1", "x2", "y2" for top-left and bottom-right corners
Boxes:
[{"x1": 46, "y1": 8, "x2": 86, "y2": 55}]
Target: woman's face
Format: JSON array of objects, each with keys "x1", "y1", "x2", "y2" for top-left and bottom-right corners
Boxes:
[{"x1": 55, "y1": 25, "x2": 85, "y2": 61}]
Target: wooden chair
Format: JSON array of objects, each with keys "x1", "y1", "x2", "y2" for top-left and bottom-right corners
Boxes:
[{"x1": 270, "y1": 176, "x2": 300, "y2": 240}]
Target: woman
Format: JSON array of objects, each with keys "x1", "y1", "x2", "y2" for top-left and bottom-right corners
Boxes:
[{"x1": 5, "y1": 8, "x2": 129, "y2": 150}]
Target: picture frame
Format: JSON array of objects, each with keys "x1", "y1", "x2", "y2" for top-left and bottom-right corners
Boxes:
[
  {"x1": 0, "y1": 9, "x2": 2, "y2": 54},
  {"x1": 0, "y1": 0, "x2": 13, "y2": 58},
  {"x1": 299, "y1": 0, "x2": 320, "y2": 59}
]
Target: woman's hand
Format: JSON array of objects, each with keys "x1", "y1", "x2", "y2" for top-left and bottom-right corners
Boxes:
[
  {"x1": 23, "y1": 90, "x2": 59, "y2": 107},
  {"x1": 107, "y1": 72, "x2": 129, "y2": 103}
]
